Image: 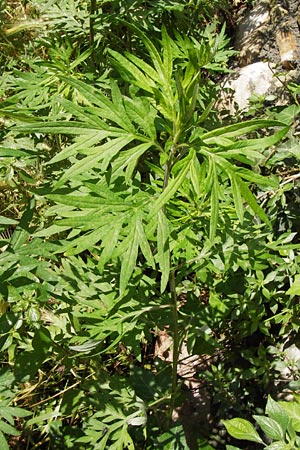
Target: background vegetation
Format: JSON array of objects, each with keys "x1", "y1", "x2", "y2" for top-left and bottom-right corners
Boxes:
[{"x1": 1, "y1": 1, "x2": 300, "y2": 449}]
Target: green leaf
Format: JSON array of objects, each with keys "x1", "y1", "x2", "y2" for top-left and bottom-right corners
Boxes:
[
  {"x1": 253, "y1": 415, "x2": 284, "y2": 441},
  {"x1": 128, "y1": 23, "x2": 166, "y2": 85},
  {"x1": 97, "y1": 220, "x2": 123, "y2": 273},
  {"x1": 0, "y1": 148, "x2": 35, "y2": 157},
  {"x1": 64, "y1": 228, "x2": 105, "y2": 256},
  {"x1": 123, "y1": 96, "x2": 157, "y2": 140},
  {"x1": 59, "y1": 77, "x2": 135, "y2": 133},
  {"x1": 279, "y1": 401, "x2": 300, "y2": 432},
  {"x1": 238, "y1": 180, "x2": 271, "y2": 226},
  {"x1": 136, "y1": 215, "x2": 155, "y2": 269},
  {"x1": 288, "y1": 381, "x2": 300, "y2": 390},
  {"x1": 0, "y1": 420, "x2": 19, "y2": 436},
  {"x1": 0, "y1": 217, "x2": 18, "y2": 226},
  {"x1": 287, "y1": 275, "x2": 300, "y2": 296},
  {"x1": 109, "y1": 80, "x2": 136, "y2": 133},
  {"x1": 54, "y1": 135, "x2": 135, "y2": 189},
  {"x1": 266, "y1": 396, "x2": 289, "y2": 433},
  {"x1": 120, "y1": 216, "x2": 139, "y2": 295},
  {"x1": 47, "y1": 194, "x2": 100, "y2": 209},
  {"x1": 26, "y1": 411, "x2": 61, "y2": 426},
  {"x1": 0, "y1": 407, "x2": 31, "y2": 418},
  {"x1": 48, "y1": 131, "x2": 112, "y2": 165},
  {"x1": 0, "y1": 430, "x2": 9, "y2": 450},
  {"x1": 48, "y1": 192, "x2": 131, "y2": 212},
  {"x1": 161, "y1": 25, "x2": 173, "y2": 84},
  {"x1": 14, "y1": 327, "x2": 52, "y2": 382},
  {"x1": 155, "y1": 424, "x2": 187, "y2": 449},
  {"x1": 198, "y1": 442, "x2": 215, "y2": 450},
  {"x1": 126, "y1": 416, "x2": 147, "y2": 427},
  {"x1": 15, "y1": 121, "x2": 101, "y2": 135},
  {"x1": 189, "y1": 154, "x2": 202, "y2": 197},
  {"x1": 109, "y1": 49, "x2": 155, "y2": 93},
  {"x1": 121, "y1": 52, "x2": 161, "y2": 84},
  {"x1": 264, "y1": 443, "x2": 293, "y2": 450},
  {"x1": 230, "y1": 174, "x2": 244, "y2": 223},
  {"x1": 9, "y1": 198, "x2": 35, "y2": 251},
  {"x1": 202, "y1": 120, "x2": 286, "y2": 142},
  {"x1": 69, "y1": 340, "x2": 101, "y2": 352},
  {"x1": 70, "y1": 47, "x2": 93, "y2": 70},
  {"x1": 273, "y1": 104, "x2": 300, "y2": 125},
  {"x1": 234, "y1": 168, "x2": 277, "y2": 189},
  {"x1": 214, "y1": 126, "x2": 289, "y2": 155},
  {"x1": 223, "y1": 418, "x2": 264, "y2": 444},
  {"x1": 54, "y1": 96, "x2": 108, "y2": 129},
  {"x1": 123, "y1": 142, "x2": 153, "y2": 183},
  {"x1": 150, "y1": 152, "x2": 192, "y2": 218}
]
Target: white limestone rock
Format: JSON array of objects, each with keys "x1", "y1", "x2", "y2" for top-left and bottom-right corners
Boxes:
[{"x1": 218, "y1": 61, "x2": 294, "y2": 114}]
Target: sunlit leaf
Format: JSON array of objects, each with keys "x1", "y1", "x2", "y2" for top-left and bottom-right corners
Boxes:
[
  {"x1": 223, "y1": 418, "x2": 264, "y2": 444},
  {"x1": 150, "y1": 152, "x2": 192, "y2": 218},
  {"x1": 0, "y1": 421, "x2": 19, "y2": 436},
  {"x1": 230, "y1": 174, "x2": 244, "y2": 223},
  {"x1": 287, "y1": 274, "x2": 300, "y2": 296},
  {"x1": 266, "y1": 396, "x2": 289, "y2": 433},
  {"x1": 253, "y1": 415, "x2": 284, "y2": 441},
  {"x1": 120, "y1": 216, "x2": 139, "y2": 295},
  {"x1": 238, "y1": 180, "x2": 271, "y2": 226},
  {"x1": 0, "y1": 430, "x2": 9, "y2": 450}
]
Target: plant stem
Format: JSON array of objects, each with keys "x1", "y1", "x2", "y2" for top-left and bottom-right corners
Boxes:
[
  {"x1": 162, "y1": 144, "x2": 181, "y2": 421},
  {"x1": 89, "y1": 0, "x2": 96, "y2": 68},
  {"x1": 169, "y1": 269, "x2": 180, "y2": 417}
]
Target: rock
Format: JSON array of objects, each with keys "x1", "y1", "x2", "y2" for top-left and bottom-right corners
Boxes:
[
  {"x1": 276, "y1": 28, "x2": 298, "y2": 69},
  {"x1": 235, "y1": 1, "x2": 271, "y2": 66},
  {"x1": 218, "y1": 0, "x2": 300, "y2": 114},
  {"x1": 219, "y1": 62, "x2": 276, "y2": 113},
  {"x1": 218, "y1": 61, "x2": 299, "y2": 114},
  {"x1": 234, "y1": 0, "x2": 300, "y2": 68}
]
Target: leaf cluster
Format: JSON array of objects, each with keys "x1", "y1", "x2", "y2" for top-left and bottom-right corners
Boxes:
[
  {"x1": 224, "y1": 395, "x2": 300, "y2": 449},
  {"x1": 0, "y1": 1, "x2": 300, "y2": 449}
]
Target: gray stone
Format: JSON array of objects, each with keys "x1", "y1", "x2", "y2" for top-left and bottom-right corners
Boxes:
[
  {"x1": 234, "y1": 1, "x2": 272, "y2": 66},
  {"x1": 219, "y1": 62, "x2": 275, "y2": 112},
  {"x1": 218, "y1": 0, "x2": 300, "y2": 115},
  {"x1": 234, "y1": 0, "x2": 300, "y2": 68},
  {"x1": 218, "y1": 61, "x2": 299, "y2": 113},
  {"x1": 276, "y1": 28, "x2": 298, "y2": 69}
]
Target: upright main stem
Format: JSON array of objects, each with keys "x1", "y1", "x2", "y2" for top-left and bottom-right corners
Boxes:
[
  {"x1": 162, "y1": 144, "x2": 180, "y2": 420},
  {"x1": 169, "y1": 270, "x2": 180, "y2": 416},
  {"x1": 89, "y1": 0, "x2": 96, "y2": 68}
]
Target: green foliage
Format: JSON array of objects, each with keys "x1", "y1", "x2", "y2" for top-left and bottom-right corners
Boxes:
[
  {"x1": 224, "y1": 396, "x2": 300, "y2": 449},
  {"x1": 0, "y1": 0, "x2": 300, "y2": 449},
  {"x1": 0, "y1": 369, "x2": 32, "y2": 450}
]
